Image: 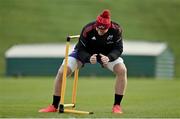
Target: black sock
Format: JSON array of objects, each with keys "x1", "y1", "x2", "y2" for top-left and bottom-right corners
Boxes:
[
  {"x1": 52, "y1": 95, "x2": 60, "y2": 109},
  {"x1": 114, "y1": 94, "x2": 123, "y2": 105}
]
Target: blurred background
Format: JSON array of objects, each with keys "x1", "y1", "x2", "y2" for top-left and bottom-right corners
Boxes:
[{"x1": 0, "y1": 0, "x2": 180, "y2": 77}]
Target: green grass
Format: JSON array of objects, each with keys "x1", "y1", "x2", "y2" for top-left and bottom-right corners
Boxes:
[
  {"x1": 0, "y1": 0, "x2": 180, "y2": 76},
  {"x1": 0, "y1": 77, "x2": 180, "y2": 118}
]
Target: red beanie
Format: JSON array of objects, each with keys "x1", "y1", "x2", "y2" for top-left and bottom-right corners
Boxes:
[{"x1": 96, "y1": 9, "x2": 111, "y2": 30}]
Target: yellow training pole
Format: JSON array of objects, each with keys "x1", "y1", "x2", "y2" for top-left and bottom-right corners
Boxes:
[
  {"x1": 59, "y1": 41, "x2": 70, "y2": 113},
  {"x1": 59, "y1": 35, "x2": 93, "y2": 114},
  {"x1": 72, "y1": 69, "x2": 79, "y2": 107},
  {"x1": 64, "y1": 109, "x2": 93, "y2": 114},
  {"x1": 68, "y1": 35, "x2": 80, "y2": 39}
]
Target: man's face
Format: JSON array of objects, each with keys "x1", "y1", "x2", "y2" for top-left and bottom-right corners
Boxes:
[{"x1": 96, "y1": 27, "x2": 108, "y2": 36}]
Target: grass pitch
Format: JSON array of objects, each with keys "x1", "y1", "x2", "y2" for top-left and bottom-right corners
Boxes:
[{"x1": 0, "y1": 77, "x2": 180, "y2": 118}]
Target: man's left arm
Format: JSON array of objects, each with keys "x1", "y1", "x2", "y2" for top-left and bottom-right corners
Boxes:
[{"x1": 107, "y1": 28, "x2": 123, "y2": 61}]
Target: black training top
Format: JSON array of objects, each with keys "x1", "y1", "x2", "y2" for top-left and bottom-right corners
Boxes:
[{"x1": 74, "y1": 21, "x2": 123, "y2": 63}]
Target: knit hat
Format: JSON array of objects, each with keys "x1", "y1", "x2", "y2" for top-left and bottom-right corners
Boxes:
[{"x1": 96, "y1": 9, "x2": 111, "y2": 30}]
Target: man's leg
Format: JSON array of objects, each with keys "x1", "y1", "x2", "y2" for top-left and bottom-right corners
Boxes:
[
  {"x1": 106, "y1": 57, "x2": 127, "y2": 113},
  {"x1": 38, "y1": 65, "x2": 73, "y2": 113},
  {"x1": 53, "y1": 59, "x2": 83, "y2": 107},
  {"x1": 114, "y1": 63, "x2": 127, "y2": 100},
  {"x1": 52, "y1": 65, "x2": 72, "y2": 109},
  {"x1": 39, "y1": 57, "x2": 82, "y2": 112},
  {"x1": 113, "y1": 63, "x2": 127, "y2": 113}
]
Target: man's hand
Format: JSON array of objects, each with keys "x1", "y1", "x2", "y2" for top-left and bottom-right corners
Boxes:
[
  {"x1": 99, "y1": 54, "x2": 109, "y2": 65},
  {"x1": 90, "y1": 54, "x2": 98, "y2": 64}
]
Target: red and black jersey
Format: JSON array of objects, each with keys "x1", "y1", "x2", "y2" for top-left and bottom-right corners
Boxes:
[{"x1": 75, "y1": 21, "x2": 123, "y2": 63}]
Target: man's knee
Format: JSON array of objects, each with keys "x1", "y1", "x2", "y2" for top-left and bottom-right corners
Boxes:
[
  {"x1": 58, "y1": 65, "x2": 72, "y2": 77},
  {"x1": 58, "y1": 58, "x2": 82, "y2": 76},
  {"x1": 113, "y1": 63, "x2": 127, "y2": 76}
]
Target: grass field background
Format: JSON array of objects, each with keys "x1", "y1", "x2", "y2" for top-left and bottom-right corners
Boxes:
[
  {"x1": 0, "y1": 77, "x2": 180, "y2": 118},
  {"x1": 0, "y1": 0, "x2": 180, "y2": 77}
]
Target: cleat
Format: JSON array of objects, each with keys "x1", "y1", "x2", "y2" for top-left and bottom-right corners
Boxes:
[
  {"x1": 38, "y1": 105, "x2": 57, "y2": 113},
  {"x1": 112, "y1": 105, "x2": 123, "y2": 114}
]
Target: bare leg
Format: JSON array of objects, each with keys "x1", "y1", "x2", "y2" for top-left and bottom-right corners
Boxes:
[
  {"x1": 53, "y1": 66, "x2": 72, "y2": 96},
  {"x1": 111, "y1": 63, "x2": 127, "y2": 113},
  {"x1": 113, "y1": 63, "x2": 127, "y2": 95},
  {"x1": 38, "y1": 59, "x2": 83, "y2": 112},
  {"x1": 53, "y1": 60, "x2": 83, "y2": 96}
]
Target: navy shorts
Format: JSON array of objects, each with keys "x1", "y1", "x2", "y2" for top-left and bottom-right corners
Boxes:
[{"x1": 69, "y1": 50, "x2": 87, "y2": 64}]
